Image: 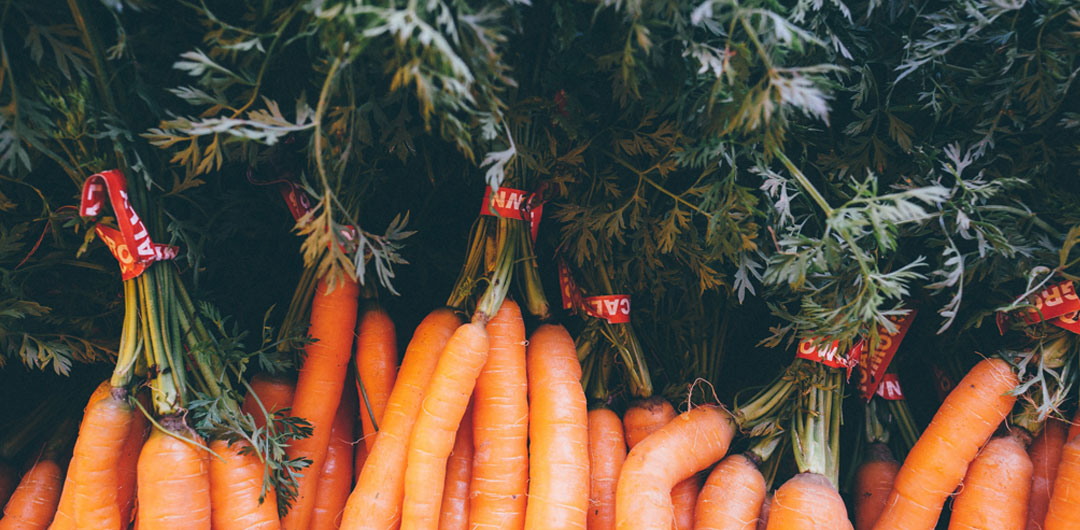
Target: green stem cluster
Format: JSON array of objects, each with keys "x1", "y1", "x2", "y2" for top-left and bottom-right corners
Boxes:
[{"x1": 790, "y1": 363, "x2": 842, "y2": 487}]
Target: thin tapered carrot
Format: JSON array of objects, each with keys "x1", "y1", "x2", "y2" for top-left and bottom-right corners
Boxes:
[
  {"x1": 241, "y1": 373, "x2": 296, "y2": 431},
  {"x1": 468, "y1": 300, "x2": 529, "y2": 530},
  {"x1": 616, "y1": 404, "x2": 736, "y2": 530},
  {"x1": 340, "y1": 308, "x2": 462, "y2": 530},
  {"x1": 355, "y1": 305, "x2": 398, "y2": 453},
  {"x1": 854, "y1": 443, "x2": 899, "y2": 530},
  {"x1": 949, "y1": 433, "x2": 1032, "y2": 530},
  {"x1": 208, "y1": 439, "x2": 280, "y2": 530},
  {"x1": 136, "y1": 423, "x2": 211, "y2": 530},
  {"x1": 587, "y1": 408, "x2": 627, "y2": 530},
  {"x1": 71, "y1": 392, "x2": 135, "y2": 530},
  {"x1": 1027, "y1": 419, "x2": 1067, "y2": 530},
  {"x1": 1044, "y1": 433, "x2": 1080, "y2": 530},
  {"x1": 872, "y1": 358, "x2": 1018, "y2": 530},
  {"x1": 694, "y1": 454, "x2": 766, "y2": 530},
  {"x1": 622, "y1": 397, "x2": 700, "y2": 530},
  {"x1": 49, "y1": 380, "x2": 113, "y2": 530},
  {"x1": 310, "y1": 389, "x2": 356, "y2": 530},
  {"x1": 765, "y1": 472, "x2": 853, "y2": 530},
  {"x1": 0, "y1": 458, "x2": 63, "y2": 530},
  {"x1": 438, "y1": 400, "x2": 474, "y2": 530},
  {"x1": 282, "y1": 278, "x2": 360, "y2": 530},
  {"x1": 757, "y1": 492, "x2": 772, "y2": 530}
]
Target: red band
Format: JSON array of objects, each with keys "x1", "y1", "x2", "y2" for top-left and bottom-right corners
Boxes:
[
  {"x1": 853, "y1": 309, "x2": 917, "y2": 401},
  {"x1": 480, "y1": 186, "x2": 543, "y2": 241},
  {"x1": 796, "y1": 338, "x2": 856, "y2": 371},
  {"x1": 875, "y1": 373, "x2": 904, "y2": 400},
  {"x1": 557, "y1": 260, "x2": 630, "y2": 324}
]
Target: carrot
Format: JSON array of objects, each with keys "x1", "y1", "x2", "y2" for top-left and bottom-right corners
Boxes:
[
  {"x1": 694, "y1": 454, "x2": 766, "y2": 530},
  {"x1": 136, "y1": 421, "x2": 211, "y2": 530},
  {"x1": 0, "y1": 458, "x2": 63, "y2": 530},
  {"x1": 671, "y1": 472, "x2": 702, "y2": 530},
  {"x1": 355, "y1": 305, "x2": 398, "y2": 453},
  {"x1": 241, "y1": 373, "x2": 297, "y2": 431},
  {"x1": 468, "y1": 300, "x2": 529, "y2": 530},
  {"x1": 71, "y1": 392, "x2": 135, "y2": 530},
  {"x1": 622, "y1": 397, "x2": 700, "y2": 530},
  {"x1": 587, "y1": 408, "x2": 627, "y2": 530},
  {"x1": 437, "y1": 401, "x2": 474, "y2": 530},
  {"x1": 854, "y1": 443, "x2": 899, "y2": 530},
  {"x1": 117, "y1": 391, "x2": 150, "y2": 528},
  {"x1": 1044, "y1": 433, "x2": 1080, "y2": 530},
  {"x1": 353, "y1": 440, "x2": 367, "y2": 484},
  {"x1": 615, "y1": 404, "x2": 736, "y2": 530},
  {"x1": 1027, "y1": 419, "x2": 1067, "y2": 530},
  {"x1": 208, "y1": 439, "x2": 280, "y2": 530},
  {"x1": 282, "y1": 278, "x2": 360, "y2": 530},
  {"x1": 949, "y1": 433, "x2": 1032, "y2": 530},
  {"x1": 757, "y1": 492, "x2": 772, "y2": 530},
  {"x1": 765, "y1": 472, "x2": 853, "y2": 530},
  {"x1": 0, "y1": 461, "x2": 14, "y2": 512},
  {"x1": 48, "y1": 380, "x2": 113, "y2": 530},
  {"x1": 400, "y1": 321, "x2": 489, "y2": 530},
  {"x1": 340, "y1": 308, "x2": 462, "y2": 530},
  {"x1": 872, "y1": 358, "x2": 1018, "y2": 530},
  {"x1": 310, "y1": 389, "x2": 357, "y2": 530}
]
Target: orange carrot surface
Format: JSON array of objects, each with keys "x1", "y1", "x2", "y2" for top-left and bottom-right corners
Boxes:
[
  {"x1": 0, "y1": 457, "x2": 63, "y2": 530},
  {"x1": 136, "y1": 425, "x2": 211, "y2": 530},
  {"x1": 766, "y1": 472, "x2": 853, "y2": 530},
  {"x1": 241, "y1": 374, "x2": 296, "y2": 431},
  {"x1": 355, "y1": 306, "x2": 398, "y2": 453},
  {"x1": 587, "y1": 408, "x2": 627, "y2": 530},
  {"x1": 949, "y1": 434, "x2": 1032, "y2": 530},
  {"x1": 694, "y1": 454, "x2": 766, "y2": 530},
  {"x1": 1044, "y1": 433, "x2": 1080, "y2": 530},
  {"x1": 208, "y1": 439, "x2": 280, "y2": 530},
  {"x1": 437, "y1": 401, "x2": 474, "y2": 530},
  {"x1": 71, "y1": 393, "x2": 135, "y2": 530},
  {"x1": 854, "y1": 443, "x2": 899, "y2": 530},
  {"x1": 310, "y1": 390, "x2": 356, "y2": 530},
  {"x1": 1027, "y1": 419, "x2": 1066, "y2": 530}
]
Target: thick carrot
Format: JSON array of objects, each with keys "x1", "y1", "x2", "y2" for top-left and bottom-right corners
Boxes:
[
  {"x1": 310, "y1": 389, "x2": 356, "y2": 530},
  {"x1": 340, "y1": 308, "x2": 462, "y2": 530},
  {"x1": 622, "y1": 397, "x2": 699, "y2": 530},
  {"x1": 136, "y1": 423, "x2": 211, "y2": 530},
  {"x1": 282, "y1": 278, "x2": 360, "y2": 530},
  {"x1": 854, "y1": 443, "x2": 899, "y2": 530},
  {"x1": 1044, "y1": 433, "x2": 1080, "y2": 530},
  {"x1": 355, "y1": 305, "x2": 398, "y2": 453},
  {"x1": 208, "y1": 439, "x2": 280, "y2": 530},
  {"x1": 49, "y1": 380, "x2": 114, "y2": 530},
  {"x1": 615, "y1": 405, "x2": 736, "y2": 530},
  {"x1": 524, "y1": 324, "x2": 591, "y2": 530},
  {"x1": 1027, "y1": 419, "x2": 1067, "y2": 530},
  {"x1": 872, "y1": 358, "x2": 1018, "y2": 530},
  {"x1": 757, "y1": 492, "x2": 772, "y2": 530},
  {"x1": 949, "y1": 433, "x2": 1032, "y2": 530},
  {"x1": 437, "y1": 401, "x2": 474, "y2": 530},
  {"x1": 671, "y1": 473, "x2": 702, "y2": 530},
  {"x1": 0, "y1": 461, "x2": 14, "y2": 511},
  {"x1": 765, "y1": 472, "x2": 853, "y2": 530},
  {"x1": 587, "y1": 408, "x2": 627, "y2": 530},
  {"x1": 468, "y1": 300, "x2": 529, "y2": 530},
  {"x1": 694, "y1": 454, "x2": 766, "y2": 530},
  {"x1": 0, "y1": 458, "x2": 63, "y2": 530},
  {"x1": 71, "y1": 392, "x2": 135, "y2": 530},
  {"x1": 400, "y1": 322, "x2": 489, "y2": 530},
  {"x1": 241, "y1": 373, "x2": 297, "y2": 431}
]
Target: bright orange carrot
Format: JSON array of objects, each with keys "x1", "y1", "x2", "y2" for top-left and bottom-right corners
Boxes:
[
  {"x1": 872, "y1": 358, "x2": 1018, "y2": 530},
  {"x1": 310, "y1": 389, "x2": 357, "y2": 530},
  {"x1": 71, "y1": 392, "x2": 135, "y2": 530},
  {"x1": 672, "y1": 472, "x2": 702, "y2": 530},
  {"x1": 1028, "y1": 419, "x2": 1067, "y2": 530},
  {"x1": 0, "y1": 457, "x2": 63, "y2": 530},
  {"x1": 757, "y1": 492, "x2": 772, "y2": 530},
  {"x1": 524, "y1": 324, "x2": 591, "y2": 530},
  {"x1": 616, "y1": 405, "x2": 736, "y2": 530},
  {"x1": 694, "y1": 454, "x2": 766, "y2": 530},
  {"x1": 49, "y1": 380, "x2": 113, "y2": 530},
  {"x1": 136, "y1": 422, "x2": 211, "y2": 530},
  {"x1": 949, "y1": 433, "x2": 1032, "y2": 530},
  {"x1": 438, "y1": 401, "x2": 474, "y2": 530},
  {"x1": 765, "y1": 472, "x2": 853, "y2": 530},
  {"x1": 340, "y1": 309, "x2": 462, "y2": 530},
  {"x1": 282, "y1": 278, "x2": 360, "y2": 530},
  {"x1": 854, "y1": 443, "x2": 899, "y2": 530},
  {"x1": 1044, "y1": 433, "x2": 1080, "y2": 530},
  {"x1": 355, "y1": 305, "x2": 398, "y2": 453},
  {"x1": 622, "y1": 397, "x2": 700, "y2": 530},
  {"x1": 468, "y1": 300, "x2": 529, "y2": 530},
  {"x1": 208, "y1": 439, "x2": 280, "y2": 530},
  {"x1": 587, "y1": 408, "x2": 626, "y2": 530},
  {"x1": 241, "y1": 374, "x2": 297, "y2": 431}
]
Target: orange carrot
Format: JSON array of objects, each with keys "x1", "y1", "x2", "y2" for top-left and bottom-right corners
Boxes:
[
  {"x1": 136, "y1": 422, "x2": 211, "y2": 530},
  {"x1": 872, "y1": 358, "x2": 1018, "y2": 530},
  {"x1": 468, "y1": 300, "x2": 529, "y2": 530},
  {"x1": 355, "y1": 305, "x2": 398, "y2": 453},
  {"x1": 1027, "y1": 419, "x2": 1067, "y2": 530},
  {"x1": 757, "y1": 492, "x2": 772, "y2": 530},
  {"x1": 622, "y1": 397, "x2": 700, "y2": 530},
  {"x1": 616, "y1": 405, "x2": 736, "y2": 530},
  {"x1": 438, "y1": 401, "x2": 474, "y2": 530},
  {"x1": 282, "y1": 278, "x2": 360, "y2": 530},
  {"x1": 854, "y1": 443, "x2": 899, "y2": 530},
  {"x1": 765, "y1": 472, "x2": 853, "y2": 530},
  {"x1": 949, "y1": 433, "x2": 1032, "y2": 530},
  {"x1": 524, "y1": 324, "x2": 590, "y2": 530},
  {"x1": 310, "y1": 389, "x2": 356, "y2": 530},
  {"x1": 71, "y1": 392, "x2": 135, "y2": 530},
  {"x1": 49, "y1": 380, "x2": 113, "y2": 530},
  {"x1": 241, "y1": 374, "x2": 297, "y2": 431},
  {"x1": 1044, "y1": 433, "x2": 1080, "y2": 530},
  {"x1": 117, "y1": 391, "x2": 150, "y2": 528},
  {"x1": 0, "y1": 461, "x2": 15, "y2": 511},
  {"x1": 587, "y1": 408, "x2": 627, "y2": 530},
  {"x1": 671, "y1": 473, "x2": 702, "y2": 530},
  {"x1": 208, "y1": 439, "x2": 280, "y2": 530},
  {"x1": 340, "y1": 309, "x2": 462, "y2": 530},
  {"x1": 694, "y1": 454, "x2": 766, "y2": 530},
  {"x1": 0, "y1": 457, "x2": 63, "y2": 530}
]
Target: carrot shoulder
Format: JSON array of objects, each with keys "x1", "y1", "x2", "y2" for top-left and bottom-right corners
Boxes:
[
  {"x1": 587, "y1": 408, "x2": 627, "y2": 530},
  {"x1": 136, "y1": 424, "x2": 211, "y2": 530},
  {"x1": 694, "y1": 454, "x2": 766, "y2": 530},
  {"x1": 766, "y1": 472, "x2": 853, "y2": 530},
  {"x1": 949, "y1": 434, "x2": 1032, "y2": 530},
  {"x1": 71, "y1": 392, "x2": 135, "y2": 530}
]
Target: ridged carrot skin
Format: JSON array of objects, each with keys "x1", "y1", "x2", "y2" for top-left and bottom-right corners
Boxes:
[
  {"x1": 241, "y1": 374, "x2": 297, "y2": 431},
  {"x1": 1044, "y1": 434, "x2": 1080, "y2": 530},
  {"x1": 524, "y1": 324, "x2": 590, "y2": 530},
  {"x1": 621, "y1": 397, "x2": 700, "y2": 530},
  {"x1": 437, "y1": 401, "x2": 474, "y2": 530},
  {"x1": 310, "y1": 390, "x2": 356, "y2": 530},
  {"x1": 1027, "y1": 419, "x2": 1067, "y2": 530},
  {"x1": 671, "y1": 473, "x2": 702, "y2": 530},
  {"x1": 282, "y1": 278, "x2": 360, "y2": 530},
  {"x1": 872, "y1": 358, "x2": 1018, "y2": 530},
  {"x1": 355, "y1": 306, "x2": 398, "y2": 453},
  {"x1": 766, "y1": 472, "x2": 853, "y2": 530},
  {"x1": 117, "y1": 392, "x2": 150, "y2": 528},
  {"x1": 949, "y1": 434, "x2": 1032, "y2": 530},
  {"x1": 136, "y1": 426, "x2": 211, "y2": 530},
  {"x1": 48, "y1": 380, "x2": 112, "y2": 530},
  {"x1": 694, "y1": 454, "x2": 766, "y2": 530},
  {"x1": 340, "y1": 309, "x2": 462, "y2": 530},
  {"x1": 757, "y1": 492, "x2": 772, "y2": 530},
  {"x1": 71, "y1": 393, "x2": 135, "y2": 530},
  {"x1": 208, "y1": 439, "x2": 280, "y2": 530},
  {"x1": 0, "y1": 458, "x2": 63, "y2": 530},
  {"x1": 587, "y1": 408, "x2": 627, "y2": 530},
  {"x1": 854, "y1": 444, "x2": 899, "y2": 530},
  {"x1": 468, "y1": 300, "x2": 529, "y2": 530},
  {"x1": 615, "y1": 405, "x2": 736, "y2": 530}
]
